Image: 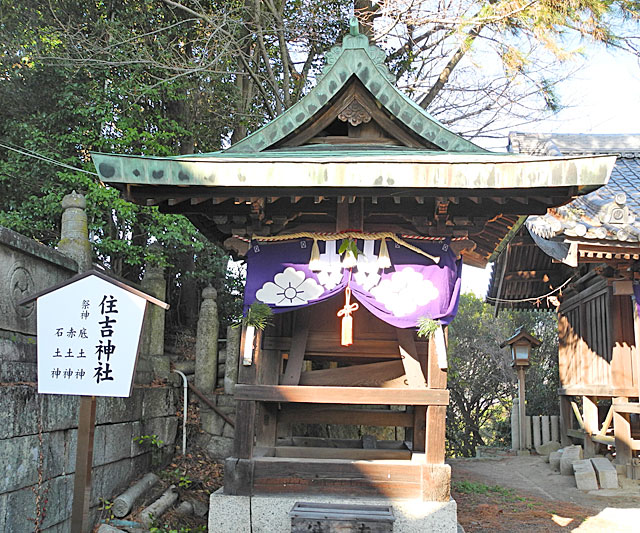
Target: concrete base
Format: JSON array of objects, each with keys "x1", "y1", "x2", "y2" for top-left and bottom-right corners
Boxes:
[{"x1": 209, "y1": 490, "x2": 458, "y2": 533}]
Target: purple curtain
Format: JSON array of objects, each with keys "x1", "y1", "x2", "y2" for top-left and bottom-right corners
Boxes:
[
  {"x1": 244, "y1": 238, "x2": 462, "y2": 328},
  {"x1": 634, "y1": 284, "x2": 640, "y2": 318}
]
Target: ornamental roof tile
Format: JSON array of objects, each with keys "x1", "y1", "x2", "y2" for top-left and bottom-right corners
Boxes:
[{"x1": 508, "y1": 133, "x2": 640, "y2": 245}]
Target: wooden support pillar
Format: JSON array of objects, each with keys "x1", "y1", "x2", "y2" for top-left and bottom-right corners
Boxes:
[
  {"x1": 412, "y1": 406, "x2": 426, "y2": 453},
  {"x1": 70, "y1": 396, "x2": 96, "y2": 533},
  {"x1": 613, "y1": 397, "x2": 633, "y2": 466},
  {"x1": 226, "y1": 325, "x2": 260, "y2": 495},
  {"x1": 582, "y1": 396, "x2": 598, "y2": 458},
  {"x1": 559, "y1": 395, "x2": 572, "y2": 446},
  {"x1": 425, "y1": 330, "x2": 447, "y2": 464},
  {"x1": 255, "y1": 345, "x2": 282, "y2": 450},
  {"x1": 233, "y1": 401, "x2": 256, "y2": 460}
]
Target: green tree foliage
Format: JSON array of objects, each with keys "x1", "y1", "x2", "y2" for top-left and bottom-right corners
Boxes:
[
  {"x1": 1, "y1": 1, "x2": 637, "y2": 332},
  {"x1": 0, "y1": 1, "x2": 244, "y2": 329},
  {"x1": 446, "y1": 293, "x2": 558, "y2": 457}
]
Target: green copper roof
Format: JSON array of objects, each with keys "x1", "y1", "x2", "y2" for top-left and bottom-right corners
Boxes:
[
  {"x1": 91, "y1": 150, "x2": 615, "y2": 191},
  {"x1": 226, "y1": 17, "x2": 487, "y2": 154}
]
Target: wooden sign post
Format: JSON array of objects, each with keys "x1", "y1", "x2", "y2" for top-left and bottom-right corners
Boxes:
[
  {"x1": 71, "y1": 396, "x2": 97, "y2": 532},
  {"x1": 20, "y1": 270, "x2": 169, "y2": 532}
]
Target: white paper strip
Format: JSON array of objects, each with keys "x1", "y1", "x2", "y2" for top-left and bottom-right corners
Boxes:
[
  {"x1": 434, "y1": 326, "x2": 448, "y2": 370},
  {"x1": 242, "y1": 325, "x2": 255, "y2": 366}
]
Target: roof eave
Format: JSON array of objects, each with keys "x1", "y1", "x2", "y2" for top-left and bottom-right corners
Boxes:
[{"x1": 91, "y1": 152, "x2": 616, "y2": 193}]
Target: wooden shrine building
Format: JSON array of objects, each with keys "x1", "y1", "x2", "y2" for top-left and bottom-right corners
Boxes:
[
  {"x1": 92, "y1": 23, "x2": 614, "y2": 501},
  {"x1": 488, "y1": 133, "x2": 640, "y2": 466}
]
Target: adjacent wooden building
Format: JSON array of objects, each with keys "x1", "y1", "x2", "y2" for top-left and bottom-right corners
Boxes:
[
  {"x1": 92, "y1": 24, "x2": 613, "y2": 500},
  {"x1": 488, "y1": 133, "x2": 640, "y2": 465}
]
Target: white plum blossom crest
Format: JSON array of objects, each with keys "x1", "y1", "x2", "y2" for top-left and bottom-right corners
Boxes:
[
  {"x1": 256, "y1": 267, "x2": 324, "y2": 307},
  {"x1": 370, "y1": 267, "x2": 439, "y2": 317}
]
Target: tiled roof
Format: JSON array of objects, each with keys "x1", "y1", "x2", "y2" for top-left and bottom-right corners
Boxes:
[
  {"x1": 508, "y1": 132, "x2": 640, "y2": 157},
  {"x1": 508, "y1": 133, "x2": 640, "y2": 244}
]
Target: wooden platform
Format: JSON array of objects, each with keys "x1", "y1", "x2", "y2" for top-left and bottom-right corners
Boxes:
[{"x1": 227, "y1": 300, "x2": 450, "y2": 501}]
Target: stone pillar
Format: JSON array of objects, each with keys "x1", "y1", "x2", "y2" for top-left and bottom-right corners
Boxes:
[
  {"x1": 58, "y1": 191, "x2": 92, "y2": 271},
  {"x1": 224, "y1": 325, "x2": 241, "y2": 394},
  {"x1": 140, "y1": 257, "x2": 168, "y2": 381},
  {"x1": 532, "y1": 416, "x2": 541, "y2": 449},
  {"x1": 550, "y1": 415, "x2": 559, "y2": 442},
  {"x1": 195, "y1": 286, "x2": 219, "y2": 395},
  {"x1": 541, "y1": 415, "x2": 551, "y2": 444},
  {"x1": 511, "y1": 399, "x2": 520, "y2": 451}
]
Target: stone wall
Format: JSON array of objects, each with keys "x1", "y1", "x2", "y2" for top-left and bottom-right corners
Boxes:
[{"x1": 0, "y1": 226, "x2": 178, "y2": 532}]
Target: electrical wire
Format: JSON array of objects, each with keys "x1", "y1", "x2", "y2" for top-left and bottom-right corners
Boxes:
[{"x1": 0, "y1": 141, "x2": 99, "y2": 177}]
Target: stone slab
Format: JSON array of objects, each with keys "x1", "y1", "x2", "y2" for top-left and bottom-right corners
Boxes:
[
  {"x1": 549, "y1": 450, "x2": 562, "y2": 471},
  {"x1": 535, "y1": 441, "x2": 562, "y2": 460},
  {"x1": 560, "y1": 445, "x2": 583, "y2": 476},
  {"x1": 204, "y1": 435, "x2": 234, "y2": 459},
  {"x1": 590, "y1": 457, "x2": 618, "y2": 489},
  {"x1": 210, "y1": 491, "x2": 458, "y2": 533},
  {"x1": 141, "y1": 387, "x2": 176, "y2": 419},
  {"x1": 0, "y1": 434, "x2": 40, "y2": 493},
  {"x1": 0, "y1": 385, "x2": 39, "y2": 439},
  {"x1": 573, "y1": 459, "x2": 599, "y2": 491}
]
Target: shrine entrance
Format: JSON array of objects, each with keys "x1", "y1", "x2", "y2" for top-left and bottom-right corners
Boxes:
[{"x1": 92, "y1": 20, "x2": 614, "y2": 505}]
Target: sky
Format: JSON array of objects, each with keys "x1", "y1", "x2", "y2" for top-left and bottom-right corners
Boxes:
[
  {"x1": 460, "y1": 43, "x2": 640, "y2": 298},
  {"x1": 462, "y1": 40, "x2": 640, "y2": 298}
]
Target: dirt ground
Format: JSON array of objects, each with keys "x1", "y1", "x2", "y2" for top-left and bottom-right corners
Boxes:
[
  {"x1": 98, "y1": 451, "x2": 638, "y2": 532},
  {"x1": 450, "y1": 455, "x2": 640, "y2": 532}
]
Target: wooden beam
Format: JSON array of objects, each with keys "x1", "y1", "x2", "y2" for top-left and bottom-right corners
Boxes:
[
  {"x1": 234, "y1": 384, "x2": 449, "y2": 405},
  {"x1": 167, "y1": 197, "x2": 189, "y2": 206},
  {"x1": 278, "y1": 406, "x2": 414, "y2": 427},
  {"x1": 559, "y1": 386, "x2": 639, "y2": 397},
  {"x1": 590, "y1": 434, "x2": 615, "y2": 445},
  {"x1": 280, "y1": 308, "x2": 311, "y2": 385},
  {"x1": 570, "y1": 400, "x2": 585, "y2": 430},
  {"x1": 190, "y1": 197, "x2": 210, "y2": 205},
  {"x1": 298, "y1": 360, "x2": 405, "y2": 387},
  {"x1": 567, "y1": 428, "x2": 586, "y2": 440},
  {"x1": 251, "y1": 457, "x2": 451, "y2": 501},
  {"x1": 613, "y1": 397, "x2": 633, "y2": 465},
  {"x1": 559, "y1": 395, "x2": 573, "y2": 447},
  {"x1": 265, "y1": 337, "x2": 421, "y2": 357},
  {"x1": 336, "y1": 200, "x2": 348, "y2": 231},
  {"x1": 274, "y1": 446, "x2": 411, "y2": 461},
  {"x1": 612, "y1": 403, "x2": 640, "y2": 414},
  {"x1": 397, "y1": 329, "x2": 427, "y2": 389}
]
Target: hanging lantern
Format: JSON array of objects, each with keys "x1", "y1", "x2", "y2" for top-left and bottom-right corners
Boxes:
[{"x1": 337, "y1": 287, "x2": 359, "y2": 346}]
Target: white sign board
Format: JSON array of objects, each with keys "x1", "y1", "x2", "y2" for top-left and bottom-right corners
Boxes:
[{"x1": 36, "y1": 275, "x2": 147, "y2": 397}]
